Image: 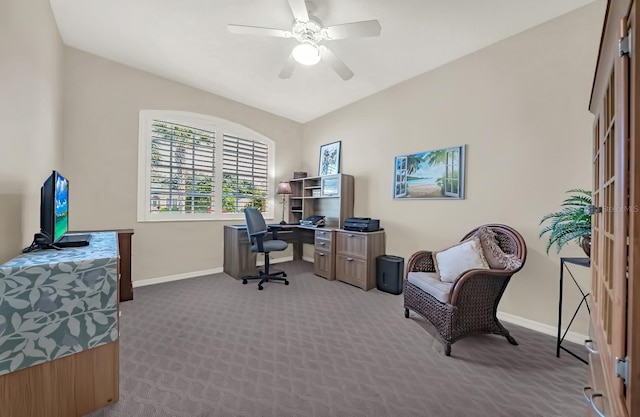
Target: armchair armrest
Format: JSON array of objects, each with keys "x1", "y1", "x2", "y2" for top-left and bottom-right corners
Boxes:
[
  {"x1": 449, "y1": 267, "x2": 517, "y2": 305},
  {"x1": 406, "y1": 251, "x2": 436, "y2": 276}
]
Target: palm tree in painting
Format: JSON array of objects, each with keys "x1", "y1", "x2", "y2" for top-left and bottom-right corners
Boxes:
[
  {"x1": 406, "y1": 150, "x2": 448, "y2": 175},
  {"x1": 406, "y1": 153, "x2": 426, "y2": 175},
  {"x1": 424, "y1": 149, "x2": 447, "y2": 166}
]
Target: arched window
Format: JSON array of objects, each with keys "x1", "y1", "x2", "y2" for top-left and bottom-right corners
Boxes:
[{"x1": 137, "y1": 110, "x2": 275, "y2": 221}]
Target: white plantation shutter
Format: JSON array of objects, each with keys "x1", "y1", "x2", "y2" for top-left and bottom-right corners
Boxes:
[
  {"x1": 138, "y1": 111, "x2": 275, "y2": 221},
  {"x1": 222, "y1": 135, "x2": 269, "y2": 213},
  {"x1": 149, "y1": 120, "x2": 215, "y2": 213}
]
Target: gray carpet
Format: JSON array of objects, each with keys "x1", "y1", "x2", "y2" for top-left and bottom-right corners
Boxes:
[{"x1": 87, "y1": 261, "x2": 588, "y2": 417}]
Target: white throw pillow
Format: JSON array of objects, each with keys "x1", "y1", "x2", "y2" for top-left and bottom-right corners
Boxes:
[{"x1": 433, "y1": 237, "x2": 490, "y2": 283}]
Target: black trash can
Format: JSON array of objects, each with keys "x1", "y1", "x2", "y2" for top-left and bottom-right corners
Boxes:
[{"x1": 376, "y1": 255, "x2": 404, "y2": 295}]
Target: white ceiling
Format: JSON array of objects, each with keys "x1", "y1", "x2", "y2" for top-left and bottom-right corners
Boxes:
[{"x1": 49, "y1": 0, "x2": 596, "y2": 123}]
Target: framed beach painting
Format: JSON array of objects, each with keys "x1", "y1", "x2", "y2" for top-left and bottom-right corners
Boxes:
[
  {"x1": 393, "y1": 145, "x2": 466, "y2": 199},
  {"x1": 318, "y1": 141, "x2": 341, "y2": 176}
]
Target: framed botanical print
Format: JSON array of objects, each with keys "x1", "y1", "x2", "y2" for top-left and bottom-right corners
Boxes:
[{"x1": 318, "y1": 141, "x2": 341, "y2": 176}]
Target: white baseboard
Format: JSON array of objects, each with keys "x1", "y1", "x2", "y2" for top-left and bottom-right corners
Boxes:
[
  {"x1": 302, "y1": 256, "x2": 314, "y2": 263},
  {"x1": 133, "y1": 268, "x2": 223, "y2": 288},
  {"x1": 133, "y1": 256, "x2": 295, "y2": 288},
  {"x1": 497, "y1": 311, "x2": 588, "y2": 345}
]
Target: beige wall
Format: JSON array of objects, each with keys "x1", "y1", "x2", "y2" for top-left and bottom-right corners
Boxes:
[
  {"x1": 3, "y1": 1, "x2": 603, "y2": 333},
  {"x1": 62, "y1": 48, "x2": 303, "y2": 281},
  {"x1": 302, "y1": 2, "x2": 605, "y2": 332},
  {"x1": 0, "y1": 0, "x2": 63, "y2": 263}
]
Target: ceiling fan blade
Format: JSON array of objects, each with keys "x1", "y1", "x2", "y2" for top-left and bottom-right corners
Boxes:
[
  {"x1": 319, "y1": 45, "x2": 354, "y2": 80},
  {"x1": 227, "y1": 24, "x2": 292, "y2": 38},
  {"x1": 323, "y1": 20, "x2": 382, "y2": 40},
  {"x1": 279, "y1": 54, "x2": 296, "y2": 79},
  {"x1": 288, "y1": 0, "x2": 309, "y2": 22}
]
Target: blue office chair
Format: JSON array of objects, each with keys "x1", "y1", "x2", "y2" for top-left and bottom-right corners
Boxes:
[{"x1": 243, "y1": 207, "x2": 289, "y2": 290}]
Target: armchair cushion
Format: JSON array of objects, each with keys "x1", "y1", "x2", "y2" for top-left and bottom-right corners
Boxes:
[
  {"x1": 407, "y1": 272, "x2": 453, "y2": 303},
  {"x1": 433, "y1": 237, "x2": 489, "y2": 282},
  {"x1": 474, "y1": 226, "x2": 522, "y2": 270}
]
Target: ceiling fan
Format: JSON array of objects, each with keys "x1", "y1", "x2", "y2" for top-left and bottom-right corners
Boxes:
[{"x1": 227, "y1": 0, "x2": 382, "y2": 80}]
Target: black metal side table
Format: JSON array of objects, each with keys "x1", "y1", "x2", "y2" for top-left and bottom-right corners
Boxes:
[{"x1": 556, "y1": 257, "x2": 590, "y2": 364}]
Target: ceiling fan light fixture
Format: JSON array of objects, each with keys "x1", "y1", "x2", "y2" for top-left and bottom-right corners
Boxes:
[{"x1": 292, "y1": 43, "x2": 321, "y2": 65}]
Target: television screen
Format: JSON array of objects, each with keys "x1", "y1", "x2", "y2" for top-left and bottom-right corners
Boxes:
[
  {"x1": 40, "y1": 170, "x2": 69, "y2": 244},
  {"x1": 54, "y1": 173, "x2": 69, "y2": 241}
]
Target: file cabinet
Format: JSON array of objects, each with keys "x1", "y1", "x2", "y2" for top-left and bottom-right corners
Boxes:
[{"x1": 335, "y1": 229, "x2": 385, "y2": 290}]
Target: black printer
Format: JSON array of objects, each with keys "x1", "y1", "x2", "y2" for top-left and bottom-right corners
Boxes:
[{"x1": 343, "y1": 217, "x2": 380, "y2": 232}]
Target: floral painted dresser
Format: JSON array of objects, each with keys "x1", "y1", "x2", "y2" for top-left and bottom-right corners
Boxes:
[{"x1": 0, "y1": 231, "x2": 120, "y2": 417}]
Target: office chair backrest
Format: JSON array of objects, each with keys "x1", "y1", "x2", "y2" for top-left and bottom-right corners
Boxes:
[{"x1": 244, "y1": 207, "x2": 267, "y2": 240}]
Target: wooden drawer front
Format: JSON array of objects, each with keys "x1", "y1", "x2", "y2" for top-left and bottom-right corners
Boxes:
[
  {"x1": 336, "y1": 232, "x2": 366, "y2": 257},
  {"x1": 336, "y1": 254, "x2": 366, "y2": 288},
  {"x1": 315, "y1": 237, "x2": 332, "y2": 251},
  {"x1": 314, "y1": 250, "x2": 334, "y2": 280},
  {"x1": 315, "y1": 229, "x2": 333, "y2": 241},
  {"x1": 585, "y1": 352, "x2": 612, "y2": 417}
]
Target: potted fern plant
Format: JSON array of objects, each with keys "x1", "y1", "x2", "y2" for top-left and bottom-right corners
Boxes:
[{"x1": 539, "y1": 189, "x2": 593, "y2": 255}]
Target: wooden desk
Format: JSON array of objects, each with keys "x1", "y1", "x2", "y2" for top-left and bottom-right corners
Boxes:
[
  {"x1": 0, "y1": 232, "x2": 120, "y2": 417},
  {"x1": 223, "y1": 225, "x2": 387, "y2": 292},
  {"x1": 223, "y1": 224, "x2": 315, "y2": 279}
]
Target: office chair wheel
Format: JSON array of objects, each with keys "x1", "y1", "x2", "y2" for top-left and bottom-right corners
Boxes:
[
  {"x1": 242, "y1": 279, "x2": 247, "y2": 285},
  {"x1": 284, "y1": 280, "x2": 289, "y2": 285},
  {"x1": 283, "y1": 273, "x2": 287, "y2": 277},
  {"x1": 258, "y1": 285, "x2": 264, "y2": 290}
]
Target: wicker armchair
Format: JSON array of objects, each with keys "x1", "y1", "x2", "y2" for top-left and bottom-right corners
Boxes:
[{"x1": 403, "y1": 224, "x2": 527, "y2": 356}]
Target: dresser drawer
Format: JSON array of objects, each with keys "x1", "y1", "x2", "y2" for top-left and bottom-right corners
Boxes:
[
  {"x1": 335, "y1": 254, "x2": 366, "y2": 288},
  {"x1": 585, "y1": 352, "x2": 612, "y2": 417},
  {"x1": 314, "y1": 250, "x2": 334, "y2": 280},
  {"x1": 336, "y1": 232, "x2": 366, "y2": 258}
]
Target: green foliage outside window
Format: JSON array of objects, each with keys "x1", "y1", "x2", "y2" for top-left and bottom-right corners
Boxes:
[
  {"x1": 151, "y1": 122, "x2": 215, "y2": 213},
  {"x1": 222, "y1": 173, "x2": 265, "y2": 213},
  {"x1": 185, "y1": 175, "x2": 213, "y2": 213},
  {"x1": 150, "y1": 121, "x2": 268, "y2": 215}
]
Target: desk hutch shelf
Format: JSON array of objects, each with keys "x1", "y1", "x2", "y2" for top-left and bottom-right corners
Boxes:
[{"x1": 288, "y1": 174, "x2": 354, "y2": 228}]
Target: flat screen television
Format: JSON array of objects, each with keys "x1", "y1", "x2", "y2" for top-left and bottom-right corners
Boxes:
[
  {"x1": 22, "y1": 171, "x2": 90, "y2": 252},
  {"x1": 40, "y1": 170, "x2": 69, "y2": 244}
]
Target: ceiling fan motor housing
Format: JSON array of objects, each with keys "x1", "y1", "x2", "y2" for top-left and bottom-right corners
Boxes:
[{"x1": 293, "y1": 17, "x2": 324, "y2": 44}]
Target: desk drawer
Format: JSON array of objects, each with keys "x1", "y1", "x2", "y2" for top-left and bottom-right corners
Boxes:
[
  {"x1": 315, "y1": 237, "x2": 332, "y2": 251},
  {"x1": 314, "y1": 250, "x2": 334, "y2": 280},
  {"x1": 271, "y1": 229, "x2": 294, "y2": 241},
  {"x1": 315, "y1": 229, "x2": 333, "y2": 241}
]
